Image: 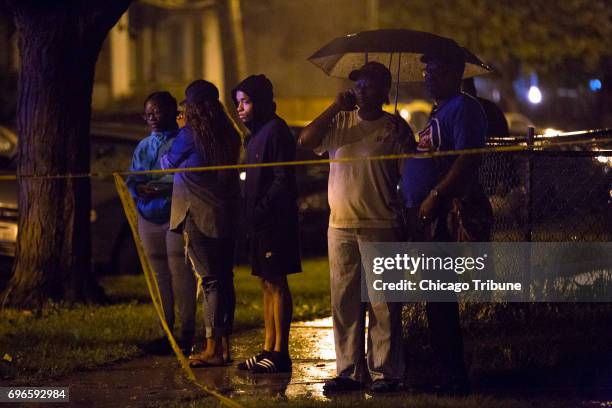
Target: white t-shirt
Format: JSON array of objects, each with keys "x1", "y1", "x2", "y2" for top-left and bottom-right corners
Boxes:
[{"x1": 315, "y1": 110, "x2": 409, "y2": 228}]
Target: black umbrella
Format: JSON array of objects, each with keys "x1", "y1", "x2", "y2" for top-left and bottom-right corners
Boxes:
[{"x1": 308, "y1": 29, "x2": 492, "y2": 83}]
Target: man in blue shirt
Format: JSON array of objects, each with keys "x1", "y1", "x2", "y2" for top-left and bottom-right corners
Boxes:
[
  {"x1": 401, "y1": 49, "x2": 487, "y2": 222},
  {"x1": 400, "y1": 45, "x2": 490, "y2": 395}
]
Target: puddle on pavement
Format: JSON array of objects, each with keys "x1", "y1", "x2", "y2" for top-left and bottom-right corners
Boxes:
[{"x1": 193, "y1": 317, "x2": 336, "y2": 401}]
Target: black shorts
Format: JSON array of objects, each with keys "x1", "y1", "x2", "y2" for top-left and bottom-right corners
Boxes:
[{"x1": 249, "y1": 223, "x2": 302, "y2": 280}]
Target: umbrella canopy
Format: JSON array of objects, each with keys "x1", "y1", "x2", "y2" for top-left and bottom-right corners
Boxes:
[{"x1": 308, "y1": 29, "x2": 492, "y2": 82}]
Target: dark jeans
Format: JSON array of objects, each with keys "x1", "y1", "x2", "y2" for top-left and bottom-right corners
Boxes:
[
  {"x1": 184, "y1": 213, "x2": 236, "y2": 339},
  {"x1": 405, "y1": 207, "x2": 468, "y2": 382}
]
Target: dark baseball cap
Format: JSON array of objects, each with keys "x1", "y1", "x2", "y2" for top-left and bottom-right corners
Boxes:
[
  {"x1": 348, "y1": 61, "x2": 392, "y2": 91},
  {"x1": 181, "y1": 79, "x2": 219, "y2": 105}
]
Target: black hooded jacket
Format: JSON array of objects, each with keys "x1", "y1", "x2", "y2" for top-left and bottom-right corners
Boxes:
[{"x1": 233, "y1": 75, "x2": 299, "y2": 232}]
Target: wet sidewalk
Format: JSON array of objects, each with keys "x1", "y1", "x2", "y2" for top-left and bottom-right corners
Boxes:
[
  {"x1": 43, "y1": 316, "x2": 612, "y2": 407},
  {"x1": 46, "y1": 317, "x2": 336, "y2": 407}
]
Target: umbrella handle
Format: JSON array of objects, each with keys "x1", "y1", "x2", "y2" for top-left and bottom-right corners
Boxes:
[{"x1": 394, "y1": 53, "x2": 401, "y2": 113}]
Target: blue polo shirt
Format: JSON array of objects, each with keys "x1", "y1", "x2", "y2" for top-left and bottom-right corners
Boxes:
[{"x1": 400, "y1": 93, "x2": 486, "y2": 208}]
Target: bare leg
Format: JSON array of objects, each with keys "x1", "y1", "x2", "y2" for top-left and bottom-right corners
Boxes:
[
  {"x1": 262, "y1": 279, "x2": 275, "y2": 351},
  {"x1": 203, "y1": 337, "x2": 224, "y2": 363},
  {"x1": 189, "y1": 336, "x2": 224, "y2": 366},
  {"x1": 267, "y1": 276, "x2": 292, "y2": 354}
]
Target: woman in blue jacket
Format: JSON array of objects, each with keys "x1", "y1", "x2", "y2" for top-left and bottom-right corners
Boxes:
[{"x1": 162, "y1": 80, "x2": 241, "y2": 367}]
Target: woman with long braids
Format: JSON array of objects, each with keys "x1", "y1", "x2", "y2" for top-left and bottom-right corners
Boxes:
[{"x1": 162, "y1": 80, "x2": 242, "y2": 367}]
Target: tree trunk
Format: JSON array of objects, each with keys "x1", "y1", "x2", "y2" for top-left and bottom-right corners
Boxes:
[{"x1": 2, "y1": 0, "x2": 130, "y2": 308}]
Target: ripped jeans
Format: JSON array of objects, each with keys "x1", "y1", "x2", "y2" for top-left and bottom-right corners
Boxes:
[{"x1": 184, "y1": 213, "x2": 236, "y2": 339}]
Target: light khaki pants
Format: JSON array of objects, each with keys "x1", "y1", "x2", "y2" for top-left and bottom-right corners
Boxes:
[{"x1": 327, "y1": 226, "x2": 405, "y2": 382}]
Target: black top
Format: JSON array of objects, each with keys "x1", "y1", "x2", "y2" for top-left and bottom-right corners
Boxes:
[
  {"x1": 245, "y1": 115, "x2": 298, "y2": 232},
  {"x1": 477, "y1": 97, "x2": 509, "y2": 138}
]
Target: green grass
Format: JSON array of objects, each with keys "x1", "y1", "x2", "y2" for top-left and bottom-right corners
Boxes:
[
  {"x1": 0, "y1": 258, "x2": 331, "y2": 384},
  {"x1": 234, "y1": 259, "x2": 331, "y2": 330},
  {"x1": 0, "y1": 302, "x2": 159, "y2": 384}
]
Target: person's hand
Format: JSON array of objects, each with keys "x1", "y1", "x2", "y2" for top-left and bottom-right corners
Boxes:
[
  {"x1": 334, "y1": 90, "x2": 357, "y2": 111},
  {"x1": 136, "y1": 183, "x2": 159, "y2": 200},
  {"x1": 418, "y1": 190, "x2": 439, "y2": 223}
]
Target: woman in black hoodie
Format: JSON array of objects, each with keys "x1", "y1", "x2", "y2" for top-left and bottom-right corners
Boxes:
[{"x1": 232, "y1": 75, "x2": 301, "y2": 373}]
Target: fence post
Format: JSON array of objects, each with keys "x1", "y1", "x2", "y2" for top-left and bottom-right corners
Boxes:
[
  {"x1": 525, "y1": 126, "x2": 535, "y2": 243},
  {"x1": 524, "y1": 126, "x2": 535, "y2": 302}
]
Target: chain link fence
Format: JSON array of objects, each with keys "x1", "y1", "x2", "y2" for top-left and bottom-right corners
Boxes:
[
  {"x1": 403, "y1": 129, "x2": 612, "y2": 348},
  {"x1": 402, "y1": 130, "x2": 612, "y2": 380},
  {"x1": 482, "y1": 138, "x2": 612, "y2": 243}
]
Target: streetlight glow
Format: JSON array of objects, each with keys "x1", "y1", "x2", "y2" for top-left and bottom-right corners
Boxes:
[{"x1": 528, "y1": 86, "x2": 542, "y2": 104}]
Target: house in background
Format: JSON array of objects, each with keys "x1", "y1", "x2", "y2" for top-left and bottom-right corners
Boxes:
[
  {"x1": 0, "y1": 0, "x2": 366, "y2": 124},
  {"x1": 93, "y1": 0, "x2": 239, "y2": 111},
  {"x1": 0, "y1": 0, "x2": 242, "y2": 115}
]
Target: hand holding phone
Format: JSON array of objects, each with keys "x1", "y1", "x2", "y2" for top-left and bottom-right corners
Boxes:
[{"x1": 335, "y1": 89, "x2": 357, "y2": 111}]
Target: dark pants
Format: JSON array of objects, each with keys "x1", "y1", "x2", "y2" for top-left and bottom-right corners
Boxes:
[
  {"x1": 405, "y1": 207, "x2": 468, "y2": 382},
  {"x1": 184, "y1": 214, "x2": 236, "y2": 339}
]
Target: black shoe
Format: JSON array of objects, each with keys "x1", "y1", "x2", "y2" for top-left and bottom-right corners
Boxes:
[
  {"x1": 370, "y1": 379, "x2": 400, "y2": 393},
  {"x1": 323, "y1": 376, "x2": 364, "y2": 393},
  {"x1": 250, "y1": 351, "x2": 292, "y2": 374},
  {"x1": 237, "y1": 350, "x2": 270, "y2": 371}
]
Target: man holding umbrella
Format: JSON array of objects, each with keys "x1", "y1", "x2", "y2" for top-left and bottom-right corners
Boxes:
[
  {"x1": 299, "y1": 61, "x2": 414, "y2": 393},
  {"x1": 400, "y1": 45, "x2": 491, "y2": 396}
]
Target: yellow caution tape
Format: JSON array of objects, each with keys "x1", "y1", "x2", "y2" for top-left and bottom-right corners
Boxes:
[
  {"x1": 113, "y1": 174, "x2": 244, "y2": 408},
  {"x1": 0, "y1": 135, "x2": 610, "y2": 181},
  {"x1": 114, "y1": 136, "x2": 612, "y2": 177}
]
